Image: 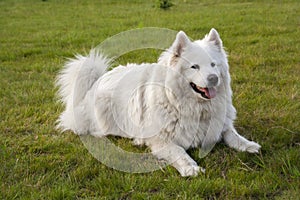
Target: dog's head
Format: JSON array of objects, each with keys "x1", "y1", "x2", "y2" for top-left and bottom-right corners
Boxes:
[{"x1": 159, "y1": 29, "x2": 229, "y2": 100}]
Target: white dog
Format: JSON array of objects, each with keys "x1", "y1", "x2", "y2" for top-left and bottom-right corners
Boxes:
[{"x1": 56, "y1": 28, "x2": 261, "y2": 176}]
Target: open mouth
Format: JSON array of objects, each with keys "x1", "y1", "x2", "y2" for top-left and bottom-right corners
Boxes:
[{"x1": 190, "y1": 82, "x2": 216, "y2": 99}]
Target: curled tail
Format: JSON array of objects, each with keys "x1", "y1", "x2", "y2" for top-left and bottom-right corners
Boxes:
[{"x1": 56, "y1": 49, "x2": 111, "y2": 133}]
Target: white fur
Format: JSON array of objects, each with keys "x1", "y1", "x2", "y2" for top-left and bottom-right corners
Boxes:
[{"x1": 56, "y1": 29, "x2": 261, "y2": 177}]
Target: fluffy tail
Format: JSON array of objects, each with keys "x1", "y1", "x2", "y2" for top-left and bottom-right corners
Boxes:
[{"x1": 56, "y1": 49, "x2": 111, "y2": 133}]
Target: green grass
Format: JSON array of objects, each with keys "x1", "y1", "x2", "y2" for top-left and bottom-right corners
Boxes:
[{"x1": 1, "y1": 0, "x2": 299, "y2": 199}]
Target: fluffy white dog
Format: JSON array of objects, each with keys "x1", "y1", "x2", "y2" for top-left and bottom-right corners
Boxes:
[{"x1": 56, "y1": 29, "x2": 261, "y2": 176}]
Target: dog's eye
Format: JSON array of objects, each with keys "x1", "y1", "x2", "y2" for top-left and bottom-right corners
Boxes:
[
  {"x1": 211, "y1": 62, "x2": 216, "y2": 67},
  {"x1": 191, "y1": 64, "x2": 200, "y2": 69}
]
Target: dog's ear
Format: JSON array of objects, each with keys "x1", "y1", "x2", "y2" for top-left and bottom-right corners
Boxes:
[
  {"x1": 172, "y1": 31, "x2": 191, "y2": 57},
  {"x1": 206, "y1": 28, "x2": 223, "y2": 50}
]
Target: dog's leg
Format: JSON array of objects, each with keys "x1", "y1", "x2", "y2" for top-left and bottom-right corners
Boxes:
[
  {"x1": 223, "y1": 126, "x2": 261, "y2": 153},
  {"x1": 149, "y1": 141, "x2": 201, "y2": 177}
]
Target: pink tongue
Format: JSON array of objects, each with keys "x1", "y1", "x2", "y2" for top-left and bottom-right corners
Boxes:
[{"x1": 204, "y1": 88, "x2": 216, "y2": 99}]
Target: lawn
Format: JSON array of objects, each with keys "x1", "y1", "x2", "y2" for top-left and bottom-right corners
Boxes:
[{"x1": 0, "y1": 0, "x2": 299, "y2": 199}]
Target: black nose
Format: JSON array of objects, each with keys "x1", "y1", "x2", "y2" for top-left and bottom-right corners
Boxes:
[{"x1": 207, "y1": 74, "x2": 218, "y2": 86}]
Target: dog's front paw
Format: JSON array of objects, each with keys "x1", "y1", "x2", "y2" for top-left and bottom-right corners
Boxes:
[
  {"x1": 180, "y1": 165, "x2": 200, "y2": 177},
  {"x1": 245, "y1": 141, "x2": 261, "y2": 153},
  {"x1": 133, "y1": 138, "x2": 144, "y2": 146}
]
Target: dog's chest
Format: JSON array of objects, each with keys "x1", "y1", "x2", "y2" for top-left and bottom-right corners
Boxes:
[{"x1": 168, "y1": 100, "x2": 215, "y2": 148}]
